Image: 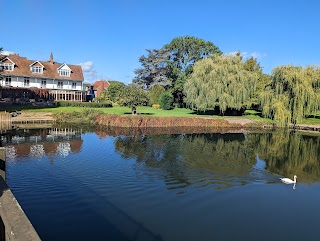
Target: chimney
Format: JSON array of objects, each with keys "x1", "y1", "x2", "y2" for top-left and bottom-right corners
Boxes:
[{"x1": 50, "y1": 52, "x2": 53, "y2": 64}]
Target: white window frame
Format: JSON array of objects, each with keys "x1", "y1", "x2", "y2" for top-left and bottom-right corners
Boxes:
[
  {"x1": 41, "y1": 80, "x2": 47, "y2": 88},
  {"x1": 72, "y1": 82, "x2": 77, "y2": 89},
  {"x1": 3, "y1": 63, "x2": 13, "y2": 71},
  {"x1": 57, "y1": 81, "x2": 63, "y2": 89},
  {"x1": 59, "y1": 69, "x2": 70, "y2": 77},
  {"x1": 5, "y1": 76, "x2": 11, "y2": 86},
  {"x1": 24, "y1": 77, "x2": 30, "y2": 87},
  {"x1": 32, "y1": 66, "x2": 43, "y2": 74}
]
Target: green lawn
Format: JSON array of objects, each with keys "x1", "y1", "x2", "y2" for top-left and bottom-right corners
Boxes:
[
  {"x1": 300, "y1": 118, "x2": 320, "y2": 125},
  {"x1": 27, "y1": 106, "x2": 201, "y2": 117},
  {"x1": 26, "y1": 106, "x2": 273, "y2": 122}
]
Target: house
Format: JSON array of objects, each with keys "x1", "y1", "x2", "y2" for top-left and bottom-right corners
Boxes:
[
  {"x1": 85, "y1": 80, "x2": 110, "y2": 101},
  {"x1": 0, "y1": 53, "x2": 85, "y2": 102},
  {"x1": 93, "y1": 80, "x2": 110, "y2": 98}
]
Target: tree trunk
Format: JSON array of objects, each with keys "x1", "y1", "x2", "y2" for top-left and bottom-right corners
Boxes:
[{"x1": 132, "y1": 106, "x2": 137, "y2": 115}]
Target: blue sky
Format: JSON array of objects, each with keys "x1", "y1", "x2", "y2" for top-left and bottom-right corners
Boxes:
[{"x1": 2, "y1": 0, "x2": 320, "y2": 84}]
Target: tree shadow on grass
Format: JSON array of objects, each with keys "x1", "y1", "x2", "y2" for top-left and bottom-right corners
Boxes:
[
  {"x1": 305, "y1": 114, "x2": 320, "y2": 120},
  {"x1": 190, "y1": 110, "x2": 216, "y2": 116},
  {"x1": 124, "y1": 112, "x2": 155, "y2": 115},
  {"x1": 191, "y1": 109, "x2": 245, "y2": 116}
]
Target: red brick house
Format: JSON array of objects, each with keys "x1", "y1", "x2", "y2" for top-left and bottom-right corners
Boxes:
[{"x1": 92, "y1": 80, "x2": 110, "y2": 98}]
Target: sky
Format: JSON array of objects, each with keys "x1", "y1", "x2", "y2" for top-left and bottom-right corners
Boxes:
[{"x1": 2, "y1": 0, "x2": 320, "y2": 84}]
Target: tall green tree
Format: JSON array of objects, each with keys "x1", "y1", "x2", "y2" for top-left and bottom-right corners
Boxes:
[
  {"x1": 164, "y1": 35, "x2": 222, "y2": 73},
  {"x1": 184, "y1": 54, "x2": 259, "y2": 114},
  {"x1": 165, "y1": 36, "x2": 222, "y2": 104},
  {"x1": 133, "y1": 48, "x2": 171, "y2": 90},
  {"x1": 260, "y1": 65, "x2": 320, "y2": 126},
  {"x1": 132, "y1": 36, "x2": 222, "y2": 104}
]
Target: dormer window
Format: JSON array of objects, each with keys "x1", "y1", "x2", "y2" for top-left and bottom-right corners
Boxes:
[
  {"x1": 57, "y1": 63, "x2": 71, "y2": 77},
  {"x1": 1, "y1": 57, "x2": 15, "y2": 71},
  {"x1": 3, "y1": 63, "x2": 14, "y2": 71},
  {"x1": 30, "y1": 61, "x2": 44, "y2": 74},
  {"x1": 32, "y1": 66, "x2": 43, "y2": 73},
  {"x1": 59, "y1": 69, "x2": 70, "y2": 77}
]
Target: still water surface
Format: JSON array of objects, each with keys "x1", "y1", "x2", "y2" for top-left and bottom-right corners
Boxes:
[{"x1": 3, "y1": 128, "x2": 320, "y2": 241}]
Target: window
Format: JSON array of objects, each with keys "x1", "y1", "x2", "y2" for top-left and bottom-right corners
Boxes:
[
  {"x1": 72, "y1": 82, "x2": 77, "y2": 89},
  {"x1": 59, "y1": 69, "x2": 70, "y2": 77},
  {"x1": 57, "y1": 81, "x2": 63, "y2": 88},
  {"x1": 3, "y1": 63, "x2": 13, "y2": 71},
  {"x1": 41, "y1": 80, "x2": 47, "y2": 88},
  {"x1": 24, "y1": 77, "x2": 30, "y2": 87},
  {"x1": 32, "y1": 66, "x2": 43, "y2": 74},
  {"x1": 5, "y1": 76, "x2": 11, "y2": 86}
]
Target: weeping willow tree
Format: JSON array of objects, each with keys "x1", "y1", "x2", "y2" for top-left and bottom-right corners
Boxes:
[
  {"x1": 260, "y1": 65, "x2": 320, "y2": 126},
  {"x1": 184, "y1": 54, "x2": 259, "y2": 114}
]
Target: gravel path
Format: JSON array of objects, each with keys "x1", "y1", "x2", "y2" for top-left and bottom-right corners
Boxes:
[
  {"x1": 12, "y1": 112, "x2": 54, "y2": 122},
  {"x1": 224, "y1": 118, "x2": 254, "y2": 126}
]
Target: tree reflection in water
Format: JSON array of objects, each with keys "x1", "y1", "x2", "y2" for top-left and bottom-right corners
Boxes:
[
  {"x1": 114, "y1": 131, "x2": 320, "y2": 190},
  {"x1": 250, "y1": 131, "x2": 320, "y2": 183}
]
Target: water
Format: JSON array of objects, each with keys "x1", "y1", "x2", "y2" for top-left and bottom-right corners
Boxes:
[{"x1": 2, "y1": 128, "x2": 320, "y2": 241}]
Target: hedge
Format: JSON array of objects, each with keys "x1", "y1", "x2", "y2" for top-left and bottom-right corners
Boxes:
[{"x1": 57, "y1": 101, "x2": 112, "y2": 108}]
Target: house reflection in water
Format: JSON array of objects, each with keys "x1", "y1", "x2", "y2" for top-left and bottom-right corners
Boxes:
[{"x1": 0, "y1": 128, "x2": 83, "y2": 163}]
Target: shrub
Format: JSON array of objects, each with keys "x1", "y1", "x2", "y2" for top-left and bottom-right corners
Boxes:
[
  {"x1": 57, "y1": 101, "x2": 112, "y2": 108},
  {"x1": 148, "y1": 84, "x2": 165, "y2": 106},
  {"x1": 54, "y1": 109, "x2": 104, "y2": 124},
  {"x1": 159, "y1": 92, "x2": 173, "y2": 110},
  {"x1": 152, "y1": 104, "x2": 161, "y2": 109}
]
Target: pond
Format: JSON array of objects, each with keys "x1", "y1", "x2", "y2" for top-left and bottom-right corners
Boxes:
[{"x1": 2, "y1": 127, "x2": 320, "y2": 241}]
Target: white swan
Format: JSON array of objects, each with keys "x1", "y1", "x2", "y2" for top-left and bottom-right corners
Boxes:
[{"x1": 280, "y1": 175, "x2": 297, "y2": 184}]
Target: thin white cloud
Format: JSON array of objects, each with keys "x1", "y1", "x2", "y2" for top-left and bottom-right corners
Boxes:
[
  {"x1": 80, "y1": 61, "x2": 94, "y2": 72},
  {"x1": 224, "y1": 51, "x2": 248, "y2": 58},
  {"x1": 224, "y1": 51, "x2": 267, "y2": 60},
  {"x1": 242, "y1": 52, "x2": 249, "y2": 58},
  {"x1": 1, "y1": 50, "x2": 15, "y2": 56},
  {"x1": 79, "y1": 61, "x2": 97, "y2": 83},
  {"x1": 224, "y1": 51, "x2": 239, "y2": 56},
  {"x1": 251, "y1": 52, "x2": 267, "y2": 59}
]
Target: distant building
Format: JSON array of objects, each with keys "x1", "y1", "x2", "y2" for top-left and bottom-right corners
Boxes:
[
  {"x1": 0, "y1": 53, "x2": 85, "y2": 101},
  {"x1": 93, "y1": 80, "x2": 110, "y2": 98},
  {"x1": 85, "y1": 80, "x2": 110, "y2": 101}
]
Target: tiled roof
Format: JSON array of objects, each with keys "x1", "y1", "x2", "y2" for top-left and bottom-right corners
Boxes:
[
  {"x1": 93, "y1": 80, "x2": 110, "y2": 89},
  {"x1": 93, "y1": 80, "x2": 110, "y2": 97},
  {"x1": 2, "y1": 58, "x2": 14, "y2": 64},
  {"x1": 0, "y1": 54, "x2": 84, "y2": 81}
]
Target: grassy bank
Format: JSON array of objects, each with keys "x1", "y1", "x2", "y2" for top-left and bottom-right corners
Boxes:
[
  {"x1": 42, "y1": 106, "x2": 270, "y2": 127},
  {"x1": 2, "y1": 105, "x2": 319, "y2": 126},
  {"x1": 95, "y1": 114, "x2": 244, "y2": 128}
]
